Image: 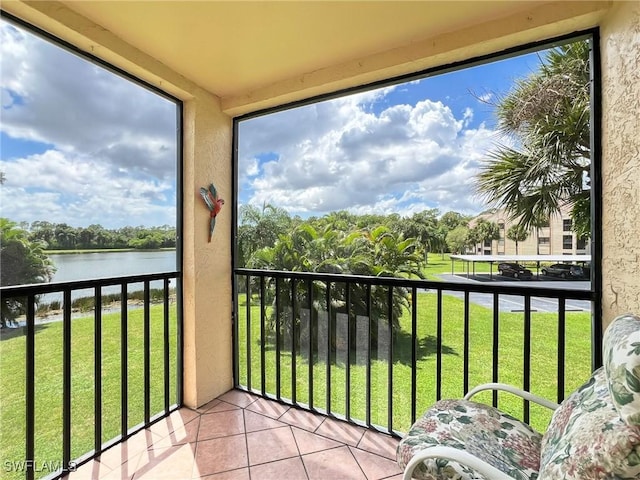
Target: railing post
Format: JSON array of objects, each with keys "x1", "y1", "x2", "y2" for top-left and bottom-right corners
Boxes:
[
  {"x1": 63, "y1": 289, "x2": 72, "y2": 472},
  {"x1": 120, "y1": 283, "x2": 128, "y2": 438},
  {"x1": 95, "y1": 286, "x2": 103, "y2": 453},
  {"x1": 25, "y1": 295, "x2": 35, "y2": 480}
]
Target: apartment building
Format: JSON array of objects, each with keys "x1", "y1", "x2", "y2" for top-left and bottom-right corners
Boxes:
[{"x1": 473, "y1": 206, "x2": 590, "y2": 256}]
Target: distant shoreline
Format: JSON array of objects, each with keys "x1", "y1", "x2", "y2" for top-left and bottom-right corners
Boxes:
[{"x1": 45, "y1": 248, "x2": 177, "y2": 255}]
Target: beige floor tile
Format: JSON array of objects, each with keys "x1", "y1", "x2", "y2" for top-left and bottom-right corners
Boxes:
[
  {"x1": 246, "y1": 426, "x2": 299, "y2": 465},
  {"x1": 195, "y1": 399, "x2": 222, "y2": 413},
  {"x1": 204, "y1": 401, "x2": 242, "y2": 413},
  {"x1": 152, "y1": 416, "x2": 201, "y2": 448},
  {"x1": 244, "y1": 409, "x2": 288, "y2": 432},
  {"x1": 134, "y1": 443, "x2": 197, "y2": 480},
  {"x1": 149, "y1": 408, "x2": 200, "y2": 437},
  {"x1": 302, "y1": 446, "x2": 366, "y2": 480},
  {"x1": 198, "y1": 467, "x2": 250, "y2": 480},
  {"x1": 249, "y1": 456, "x2": 308, "y2": 480},
  {"x1": 193, "y1": 434, "x2": 248, "y2": 477},
  {"x1": 278, "y1": 408, "x2": 325, "y2": 432},
  {"x1": 97, "y1": 429, "x2": 161, "y2": 470},
  {"x1": 349, "y1": 446, "x2": 402, "y2": 480},
  {"x1": 198, "y1": 410, "x2": 245, "y2": 441},
  {"x1": 245, "y1": 397, "x2": 290, "y2": 419},
  {"x1": 356, "y1": 430, "x2": 399, "y2": 460},
  {"x1": 291, "y1": 426, "x2": 342, "y2": 455},
  {"x1": 217, "y1": 390, "x2": 258, "y2": 408},
  {"x1": 64, "y1": 391, "x2": 412, "y2": 480},
  {"x1": 315, "y1": 417, "x2": 365, "y2": 447}
]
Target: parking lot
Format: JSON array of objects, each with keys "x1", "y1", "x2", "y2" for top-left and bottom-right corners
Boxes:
[{"x1": 437, "y1": 273, "x2": 592, "y2": 312}]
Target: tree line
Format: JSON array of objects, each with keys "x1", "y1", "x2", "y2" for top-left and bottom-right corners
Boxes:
[
  {"x1": 238, "y1": 204, "x2": 502, "y2": 270},
  {"x1": 22, "y1": 221, "x2": 176, "y2": 250}
]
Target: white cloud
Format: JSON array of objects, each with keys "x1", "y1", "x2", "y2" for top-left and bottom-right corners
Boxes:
[
  {"x1": 0, "y1": 150, "x2": 175, "y2": 228},
  {"x1": 0, "y1": 20, "x2": 178, "y2": 227},
  {"x1": 239, "y1": 90, "x2": 497, "y2": 218}
]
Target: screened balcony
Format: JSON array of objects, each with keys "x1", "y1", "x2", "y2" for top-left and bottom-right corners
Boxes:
[
  {"x1": 0, "y1": 1, "x2": 639, "y2": 480},
  {"x1": 2, "y1": 270, "x2": 593, "y2": 479}
]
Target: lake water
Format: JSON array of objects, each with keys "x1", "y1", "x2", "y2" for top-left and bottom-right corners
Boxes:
[
  {"x1": 49, "y1": 250, "x2": 177, "y2": 282},
  {"x1": 39, "y1": 250, "x2": 178, "y2": 306}
]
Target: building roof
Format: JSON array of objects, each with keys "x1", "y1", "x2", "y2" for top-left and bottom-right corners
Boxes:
[{"x1": 450, "y1": 254, "x2": 591, "y2": 263}]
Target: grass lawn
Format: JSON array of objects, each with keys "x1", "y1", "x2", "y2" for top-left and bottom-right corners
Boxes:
[
  {"x1": 236, "y1": 291, "x2": 592, "y2": 434},
  {"x1": 0, "y1": 305, "x2": 178, "y2": 480},
  {"x1": 423, "y1": 253, "x2": 496, "y2": 280}
]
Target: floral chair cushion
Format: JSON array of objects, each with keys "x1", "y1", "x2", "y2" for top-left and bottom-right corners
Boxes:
[
  {"x1": 603, "y1": 313, "x2": 640, "y2": 425},
  {"x1": 539, "y1": 367, "x2": 640, "y2": 480},
  {"x1": 397, "y1": 399, "x2": 542, "y2": 480}
]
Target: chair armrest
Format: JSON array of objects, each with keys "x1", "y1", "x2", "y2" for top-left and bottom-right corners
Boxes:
[
  {"x1": 402, "y1": 446, "x2": 514, "y2": 480},
  {"x1": 463, "y1": 383, "x2": 559, "y2": 411}
]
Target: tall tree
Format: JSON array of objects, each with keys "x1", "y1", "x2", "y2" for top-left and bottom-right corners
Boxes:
[
  {"x1": 0, "y1": 219, "x2": 56, "y2": 328},
  {"x1": 469, "y1": 219, "x2": 500, "y2": 255},
  {"x1": 507, "y1": 224, "x2": 529, "y2": 255},
  {"x1": 439, "y1": 211, "x2": 470, "y2": 232},
  {"x1": 475, "y1": 40, "x2": 591, "y2": 237},
  {"x1": 391, "y1": 209, "x2": 439, "y2": 264},
  {"x1": 446, "y1": 225, "x2": 471, "y2": 255},
  {"x1": 237, "y1": 203, "x2": 292, "y2": 267}
]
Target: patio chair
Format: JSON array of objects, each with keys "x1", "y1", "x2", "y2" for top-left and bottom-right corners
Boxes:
[{"x1": 396, "y1": 313, "x2": 640, "y2": 480}]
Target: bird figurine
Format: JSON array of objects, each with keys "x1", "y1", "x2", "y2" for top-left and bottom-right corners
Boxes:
[{"x1": 199, "y1": 183, "x2": 224, "y2": 242}]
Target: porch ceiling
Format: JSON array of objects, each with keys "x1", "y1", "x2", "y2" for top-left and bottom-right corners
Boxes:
[{"x1": 5, "y1": 0, "x2": 612, "y2": 114}]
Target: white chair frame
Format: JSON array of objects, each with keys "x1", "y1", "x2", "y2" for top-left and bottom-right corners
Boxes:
[{"x1": 402, "y1": 383, "x2": 560, "y2": 480}]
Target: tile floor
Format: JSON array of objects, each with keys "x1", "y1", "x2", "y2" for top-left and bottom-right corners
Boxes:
[{"x1": 67, "y1": 389, "x2": 403, "y2": 480}]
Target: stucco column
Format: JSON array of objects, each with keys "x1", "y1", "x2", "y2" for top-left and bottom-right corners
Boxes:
[
  {"x1": 182, "y1": 91, "x2": 234, "y2": 408},
  {"x1": 600, "y1": 1, "x2": 640, "y2": 327}
]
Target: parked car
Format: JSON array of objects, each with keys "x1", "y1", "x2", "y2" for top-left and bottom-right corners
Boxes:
[
  {"x1": 498, "y1": 263, "x2": 533, "y2": 279},
  {"x1": 541, "y1": 263, "x2": 584, "y2": 279}
]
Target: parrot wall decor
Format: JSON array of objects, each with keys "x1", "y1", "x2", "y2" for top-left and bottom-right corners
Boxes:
[{"x1": 199, "y1": 183, "x2": 224, "y2": 242}]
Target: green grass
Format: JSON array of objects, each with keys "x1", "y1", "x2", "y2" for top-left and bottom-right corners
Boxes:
[
  {"x1": 423, "y1": 254, "x2": 499, "y2": 279},
  {"x1": 236, "y1": 291, "x2": 592, "y2": 434},
  {"x1": 0, "y1": 304, "x2": 178, "y2": 480}
]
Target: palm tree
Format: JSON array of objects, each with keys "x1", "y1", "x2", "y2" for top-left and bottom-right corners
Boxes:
[
  {"x1": 238, "y1": 203, "x2": 292, "y2": 267},
  {"x1": 507, "y1": 224, "x2": 529, "y2": 255},
  {"x1": 250, "y1": 221, "x2": 424, "y2": 355},
  {"x1": 470, "y1": 218, "x2": 500, "y2": 255},
  {"x1": 475, "y1": 40, "x2": 591, "y2": 237}
]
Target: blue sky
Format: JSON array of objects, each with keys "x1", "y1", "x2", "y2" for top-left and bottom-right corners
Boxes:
[
  {"x1": 237, "y1": 52, "x2": 543, "y2": 219},
  {"x1": 2, "y1": 17, "x2": 548, "y2": 229}
]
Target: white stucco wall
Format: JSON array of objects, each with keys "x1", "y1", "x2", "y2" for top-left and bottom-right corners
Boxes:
[{"x1": 600, "y1": 1, "x2": 640, "y2": 328}]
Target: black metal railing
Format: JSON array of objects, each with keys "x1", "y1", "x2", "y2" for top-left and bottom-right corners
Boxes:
[
  {"x1": 0, "y1": 272, "x2": 182, "y2": 480},
  {"x1": 233, "y1": 268, "x2": 595, "y2": 436}
]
